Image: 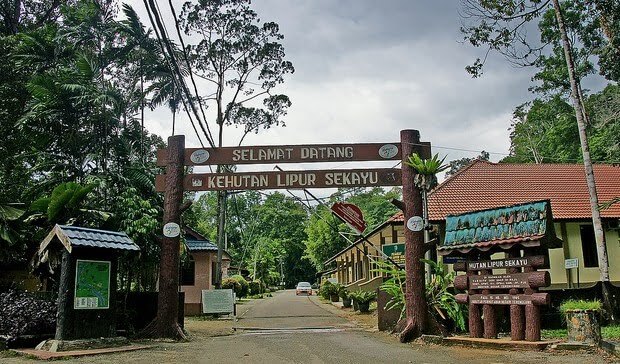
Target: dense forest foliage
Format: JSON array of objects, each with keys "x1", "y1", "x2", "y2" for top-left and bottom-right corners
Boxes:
[{"x1": 461, "y1": 0, "x2": 620, "y2": 164}]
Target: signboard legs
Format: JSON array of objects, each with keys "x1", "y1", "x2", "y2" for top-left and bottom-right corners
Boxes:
[
  {"x1": 480, "y1": 253, "x2": 498, "y2": 339},
  {"x1": 507, "y1": 250, "x2": 525, "y2": 341},
  {"x1": 524, "y1": 250, "x2": 541, "y2": 341},
  {"x1": 466, "y1": 252, "x2": 483, "y2": 338}
]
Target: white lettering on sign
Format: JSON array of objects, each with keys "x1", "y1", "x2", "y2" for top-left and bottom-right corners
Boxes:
[
  {"x1": 275, "y1": 173, "x2": 317, "y2": 187},
  {"x1": 468, "y1": 258, "x2": 529, "y2": 270},
  {"x1": 300, "y1": 146, "x2": 353, "y2": 160},
  {"x1": 232, "y1": 148, "x2": 294, "y2": 162},
  {"x1": 207, "y1": 175, "x2": 270, "y2": 189},
  {"x1": 325, "y1": 171, "x2": 378, "y2": 185}
]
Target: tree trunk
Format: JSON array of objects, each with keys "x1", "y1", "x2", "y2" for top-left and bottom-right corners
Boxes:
[
  {"x1": 399, "y1": 129, "x2": 427, "y2": 342},
  {"x1": 552, "y1": 0, "x2": 614, "y2": 321},
  {"x1": 215, "y1": 189, "x2": 227, "y2": 288},
  {"x1": 142, "y1": 135, "x2": 185, "y2": 339}
]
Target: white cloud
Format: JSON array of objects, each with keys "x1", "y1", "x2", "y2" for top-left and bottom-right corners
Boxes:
[{"x1": 132, "y1": 0, "x2": 538, "y2": 169}]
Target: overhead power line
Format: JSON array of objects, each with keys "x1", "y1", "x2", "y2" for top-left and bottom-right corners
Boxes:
[{"x1": 143, "y1": 0, "x2": 215, "y2": 147}]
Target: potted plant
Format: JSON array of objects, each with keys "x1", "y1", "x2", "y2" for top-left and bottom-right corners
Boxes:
[
  {"x1": 330, "y1": 283, "x2": 342, "y2": 303},
  {"x1": 339, "y1": 287, "x2": 352, "y2": 308},
  {"x1": 350, "y1": 290, "x2": 376, "y2": 313},
  {"x1": 560, "y1": 299, "x2": 602, "y2": 345}
]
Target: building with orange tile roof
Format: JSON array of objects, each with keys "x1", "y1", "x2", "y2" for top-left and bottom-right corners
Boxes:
[{"x1": 324, "y1": 160, "x2": 620, "y2": 289}]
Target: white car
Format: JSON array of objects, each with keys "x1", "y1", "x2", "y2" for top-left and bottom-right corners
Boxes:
[{"x1": 295, "y1": 282, "x2": 313, "y2": 295}]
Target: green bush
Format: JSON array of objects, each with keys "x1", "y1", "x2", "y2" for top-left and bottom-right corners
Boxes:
[
  {"x1": 221, "y1": 275, "x2": 249, "y2": 299},
  {"x1": 423, "y1": 259, "x2": 466, "y2": 331},
  {"x1": 560, "y1": 299, "x2": 602, "y2": 313},
  {"x1": 349, "y1": 290, "x2": 376, "y2": 304},
  {"x1": 248, "y1": 281, "x2": 265, "y2": 296},
  {"x1": 319, "y1": 281, "x2": 339, "y2": 299}
]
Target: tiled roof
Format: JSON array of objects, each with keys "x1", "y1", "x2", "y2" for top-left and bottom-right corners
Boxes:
[
  {"x1": 428, "y1": 161, "x2": 620, "y2": 221},
  {"x1": 56, "y1": 225, "x2": 139, "y2": 251},
  {"x1": 185, "y1": 239, "x2": 218, "y2": 252}
]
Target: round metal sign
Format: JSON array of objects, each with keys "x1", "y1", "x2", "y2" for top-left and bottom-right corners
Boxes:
[
  {"x1": 190, "y1": 149, "x2": 210, "y2": 164},
  {"x1": 378, "y1": 144, "x2": 398, "y2": 159},
  {"x1": 163, "y1": 222, "x2": 181, "y2": 238},
  {"x1": 406, "y1": 216, "x2": 424, "y2": 232}
]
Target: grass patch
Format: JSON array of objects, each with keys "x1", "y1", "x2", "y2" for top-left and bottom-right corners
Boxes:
[
  {"x1": 559, "y1": 299, "x2": 602, "y2": 313},
  {"x1": 602, "y1": 325, "x2": 620, "y2": 340},
  {"x1": 542, "y1": 328, "x2": 567, "y2": 339},
  {"x1": 542, "y1": 326, "x2": 620, "y2": 340}
]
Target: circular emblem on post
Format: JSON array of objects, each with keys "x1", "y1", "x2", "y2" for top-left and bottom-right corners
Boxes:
[
  {"x1": 190, "y1": 149, "x2": 210, "y2": 164},
  {"x1": 378, "y1": 144, "x2": 398, "y2": 159},
  {"x1": 406, "y1": 216, "x2": 424, "y2": 232},
  {"x1": 163, "y1": 222, "x2": 181, "y2": 237}
]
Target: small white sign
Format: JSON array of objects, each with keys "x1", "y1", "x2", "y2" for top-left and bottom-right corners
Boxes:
[
  {"x1": 406, "y1": 216, "x2": 424, "y2": 232},
  {"x1": 378, "y1": 144, "x2": 399, "y2": 159},
  {"x1": 192, "y1": 178, "x2": 203, "y2": 187},
  {"x1": 190, "y1": 149, "x2": 210, "y2": 164},
  {"x1": 163, "y1": 222, "x2": 181, "y2": 237},
  {"x1": 202, "y1": 289, "x2": 235, "y2": 315},
  {"x1": 565, "y1": 258, "x2": 579, "y2": 269}
]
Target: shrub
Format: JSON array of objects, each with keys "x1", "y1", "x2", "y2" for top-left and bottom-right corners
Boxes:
[
  {"x1": 221, "y1": 277, "x2": 241, "y2": 296},
  {"x1": 560, "y1": 299, "x2": 602, "y2": 313},
  {"x1": 318, "y1": 281, "x2": 339, "y2": 299},
  {"x1": 375, "y1": 260, "x2": 406, "y2": 318},
  {"x1": 231, "y1": 275, "x2": 249, "y2": 298},
  {"x1": 0, "y1": 290, "x2": 57, "y2": 338},
  {"x1": 248, "y1": 281, "x2": 260, "y2": 296},
  {"x1": 423, "y1": 259, "x2": 465, "y2": 331},
  {"x1": 349, "y1": 290, "x2": 376, "y2": 304}
]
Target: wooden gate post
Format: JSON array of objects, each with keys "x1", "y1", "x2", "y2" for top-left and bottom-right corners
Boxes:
[
  {"x1": 155, "y1": 134, "x2": 185, "y2": 338},
  {"x1": 399, "y1": 129, "x2": 427, "y2": 341}
]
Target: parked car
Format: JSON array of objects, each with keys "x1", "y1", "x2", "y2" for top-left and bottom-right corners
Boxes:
[{"x1": 295, "y1": 282, "x2": 313, "y2": 295}]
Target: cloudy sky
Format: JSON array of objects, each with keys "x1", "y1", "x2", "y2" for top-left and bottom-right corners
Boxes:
[{"x1": 131, "y1": 0, "x2": 548, "y2": 184}]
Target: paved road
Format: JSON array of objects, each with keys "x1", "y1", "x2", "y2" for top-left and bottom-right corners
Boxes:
[
  {"x1": 234, "y1": 289, "x2": 353, "y2": 330},
  {"x1": 2, "y1": 290, "x2": 614, "y2": 363}
]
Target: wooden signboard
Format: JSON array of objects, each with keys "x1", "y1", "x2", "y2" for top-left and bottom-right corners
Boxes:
[
  {"x1": 156, "y1": 168, "x2": 401, "y2": 192},
  {"x1": 156, "y1": 142, "x2": 427, "y2": 166}
]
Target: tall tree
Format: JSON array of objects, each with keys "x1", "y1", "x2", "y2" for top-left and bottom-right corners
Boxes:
[
  {"x1": 180, "y1": 0, "x2": 294, "y2": 287},
  {"x1": 551, "y1": 0, "x2": 612, "y2": 319},
  {"x1": 461, "y1": 0, "x2": 615, "y2": 318}
]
